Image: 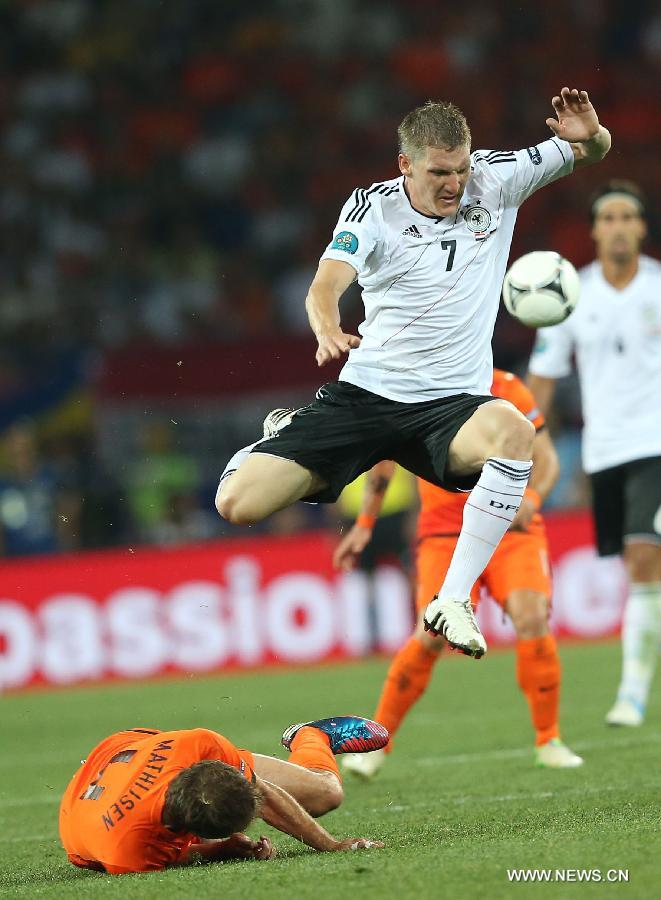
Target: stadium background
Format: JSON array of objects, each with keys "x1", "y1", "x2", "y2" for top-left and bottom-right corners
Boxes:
[
  {"x1": 0, "y1": 2, "x2": 659, "y2": 685},
  {"x1": 2, "y1": 4, "x2": 661, "y2": 897}
]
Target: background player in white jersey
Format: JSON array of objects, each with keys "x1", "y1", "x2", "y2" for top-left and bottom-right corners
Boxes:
[
  {"x1": 218, "y1": 88, "x2": 610, "y2": 659},
  {"x1": 527, "y1": 180, "x2": 661, "y2": 726}
]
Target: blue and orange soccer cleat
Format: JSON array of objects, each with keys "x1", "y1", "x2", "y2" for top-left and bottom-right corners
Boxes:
[{"x1": 281, "y1": 716, "x2": 389, "y2": 755}]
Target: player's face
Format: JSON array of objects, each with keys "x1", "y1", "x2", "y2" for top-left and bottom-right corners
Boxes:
[
  {"x1": 399, "y1": 145, "x2": 471, "y2": 217},
  {"x1": 591, "y1": 199, "x2": 646, "y2": 263}
]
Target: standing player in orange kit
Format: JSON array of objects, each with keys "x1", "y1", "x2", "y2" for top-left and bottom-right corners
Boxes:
[
  {"x1": 59, "y1": 716, "x2": 388, "y2": 874},
  {"x1": 334, "y1": 370, "x2": 583, "y2": 773}
]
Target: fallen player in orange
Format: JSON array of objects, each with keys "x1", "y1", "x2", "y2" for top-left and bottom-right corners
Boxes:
[
  {"x1": 59, "y1": 716, "x2": 388, "y2": 874},
  {"x1": 334, "y1": 370, "x2": 583, "y2": 772}
]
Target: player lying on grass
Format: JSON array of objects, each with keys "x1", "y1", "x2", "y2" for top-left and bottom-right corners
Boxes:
[
  {"x1": 334, "y1": 370, "x2": 583, "y2": 774},
  {"x1": 59, "y1": 715, "x2": 388, "y2": 874}
]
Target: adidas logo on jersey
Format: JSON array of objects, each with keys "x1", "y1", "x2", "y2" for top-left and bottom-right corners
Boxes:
[{"x1": 402, "y1": 224, "x2": 422, "y2": 238}]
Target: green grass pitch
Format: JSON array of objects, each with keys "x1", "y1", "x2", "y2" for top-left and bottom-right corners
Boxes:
[{"x1": 1, "y1": 640, "x2": 659, "y2": 899}]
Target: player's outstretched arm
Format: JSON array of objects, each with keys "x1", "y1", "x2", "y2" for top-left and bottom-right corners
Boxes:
[
  {"x1": 257, "y1": 777, "x2": 384, "y2": 852},
  {"x1": 546, "y1": 87, "x2": 610, "y2": 168},
  {"x1": 306, "y1": 259, "x2": 362, "y2": 367},
  {"x1": 333, "y1": 460, "x2": 397, "y2": 571}
]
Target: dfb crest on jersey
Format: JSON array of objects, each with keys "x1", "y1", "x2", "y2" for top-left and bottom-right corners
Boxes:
[{"x1": 464, "y1": 204, "x2": 492, "y2": 235}]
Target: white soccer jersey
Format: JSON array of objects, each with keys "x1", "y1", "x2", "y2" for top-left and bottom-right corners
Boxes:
[
  {"x1": 320, "y1": 138, "x2": 574, "y2": 403},
  {"x1": 528, "y1": 255, "x2": 661, "y2": 473}
]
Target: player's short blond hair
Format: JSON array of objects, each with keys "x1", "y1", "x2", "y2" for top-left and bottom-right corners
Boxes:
[{"x1": 398, "y1": 101, "x2": 471, "y2": 160}]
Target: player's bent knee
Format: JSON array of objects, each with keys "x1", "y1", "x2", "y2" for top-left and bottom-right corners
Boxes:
[
  {"x1": 508, "y1": 594, "x2": 550, "y2": 638},
  {"x1": 457, "y1": 402, "x2": 535, "y2": 469},
  {"x1": 514, "y1": 612, "x2": 549, "y2": 639},
  {"x1": 215, "y1": 488, "x2": 262, "y2": 525},
  {"x1": 491, "y1": 409, "x2": 535, "y2": 459},
  {"x1": 624, "y1": 541, "x2": 661, "y2": 582}
]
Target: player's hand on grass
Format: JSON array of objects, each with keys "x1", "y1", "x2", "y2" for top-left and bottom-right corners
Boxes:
[
  {"x1": 546, "y1": 88, "x2": 600, "y2": 142},
  {"x1": 333, "y1": 838, "x2": 385, "y2": 851},
  {"x1": 252, "y1": 836, "x2": 276, "y2": 860},
  {"x1": 508, "y1": 495, "x2": 537, "y2": 532},
  {"x1": 315, "y1": 327, "x2": 361, "y2": 367},
  {"x1": 222, "y1": 833, "x2": 276, "y2": 860},
  {"x1": 333, "y1": 524, "x2": 372, "y2": 570}
]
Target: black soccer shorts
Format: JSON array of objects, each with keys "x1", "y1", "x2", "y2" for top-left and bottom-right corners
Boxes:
[
  {"x1": 252, "y1": 380, "x2": 495, "y2": 503},
  {"x1": 590, "y1": 455, "x2": 661, "y2": 556}
]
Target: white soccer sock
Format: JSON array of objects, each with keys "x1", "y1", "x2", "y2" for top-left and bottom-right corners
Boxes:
[
  {"x1": 438, "y1": 457, "x2": 532, "y2": 603},
  {"x1": 616, "y1": 581, "x2": 661, "y2": 713},
  {"x1": 218, "y1": 441, "x2": 260, "y2": 488}
]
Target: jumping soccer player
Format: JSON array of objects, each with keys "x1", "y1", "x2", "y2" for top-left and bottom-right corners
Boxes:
[
  {"x1": 527, "y1": 180, "x2": 661, "y2": 727},
  {"x1": 334, "y1": 370, "x2": 582, "y2": 774},
  {"x1": 59, "y1": 716, "x2": 387, "y2": 874},
  {"x1": 217, "y1": 88, "x2": 610, "y2": 660}
]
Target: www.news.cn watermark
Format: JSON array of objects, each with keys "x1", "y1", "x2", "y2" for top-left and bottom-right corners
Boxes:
[{"x1": 507, "y1": 869, "x2": 629, "y2": 884}]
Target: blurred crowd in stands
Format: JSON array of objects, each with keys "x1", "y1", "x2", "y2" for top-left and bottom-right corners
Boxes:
[{"x1": 1, "y1": 1, "x2": 660, "y2": 556}]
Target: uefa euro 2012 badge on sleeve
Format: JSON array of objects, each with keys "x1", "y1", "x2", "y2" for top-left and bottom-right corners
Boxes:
[{"x1": 331, "y1": 231, "x2": 359, "y2": 254}]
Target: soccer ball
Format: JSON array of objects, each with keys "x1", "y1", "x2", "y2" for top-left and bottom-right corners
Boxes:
[{"x1": 502, "y1": 251, "x2": 580, "y2": 328}]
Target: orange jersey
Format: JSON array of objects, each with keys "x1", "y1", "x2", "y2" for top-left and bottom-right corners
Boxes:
[
  {"x1": 416, "y1": 370, "x2": 545, "y2": 538},
  {"x1": 59, "y1": 728, "x2": 255, "y2": 875}
]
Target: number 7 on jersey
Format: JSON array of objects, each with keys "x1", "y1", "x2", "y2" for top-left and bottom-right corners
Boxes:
[{"x1": 441, "y1": 240, "x2": 456, "y2": 271}]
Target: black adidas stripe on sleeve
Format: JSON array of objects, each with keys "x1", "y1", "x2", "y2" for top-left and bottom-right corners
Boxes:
[{"x1": 345, "y1": 183, "x2": 398, "y2": 223}]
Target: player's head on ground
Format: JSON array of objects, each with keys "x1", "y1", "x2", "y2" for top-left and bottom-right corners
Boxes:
[
  {"x1": 589, "y1": 179, "x2": 647, "y2": 263},
  {"x1": 162, "y1": 760, "x2": 260, "y2": 838},
  {"x1": 397, "y1": 100, "x2": 471, "y2": 218}
]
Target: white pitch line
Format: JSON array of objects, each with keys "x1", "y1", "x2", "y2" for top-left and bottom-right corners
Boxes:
[
  {"x1": 337, "y1": 782, "x2": 654, "y2": 818},
  {"x1": 416, "y1": 730, "x2": 661, "y2": 766},
  {"x1": 0, "y1": 795, "x2": 60, "y2": 809},
  {"x1": 0, "y1": 752, "x2": 84, "y2": 771},
  {"x1": 0, "y1": 833, "x2": 55, "y2": 844}
]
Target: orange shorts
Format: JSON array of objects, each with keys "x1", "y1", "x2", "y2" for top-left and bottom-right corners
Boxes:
[{"x1": 415, "y1": 529, "x2": 552, "y2": 612}]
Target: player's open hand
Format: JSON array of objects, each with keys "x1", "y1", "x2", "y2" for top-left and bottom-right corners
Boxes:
[
  {"x1": 546, "y1": 88, "x2": 600, "y2": 143},
  {"x1": 334, "y1": 838, "x2": 385, "y2": 851},
  {"x1": 333, "y1": 524, "x2": 373, "y2": 571},
  {"x1": 315, "y1": 327, "x2": 361, "y2": 367}
]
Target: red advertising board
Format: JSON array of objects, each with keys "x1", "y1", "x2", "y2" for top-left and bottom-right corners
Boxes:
[{"x1": 0, "y1": 512, "x2": 626, "y2": 690}]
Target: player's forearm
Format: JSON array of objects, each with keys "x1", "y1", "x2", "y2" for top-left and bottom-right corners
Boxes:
[
  {"x1": 305, "y1": 282, "x2": 342, "y2": 338},
  {"x1": 177, "y1": 840, "x2": 234, "y2": 865},
  {"x1": 359, "y1": 461, "x2": 397, "y2": 521},
  {"x1": 258, "y1": 780, "x2": 338, "y2": 852},
  {"x1": 526, "y1": 374, "x2": 556, "y2": 419},
  {"x1": 572, "y1": 125, "x2": 611, "y2": 167},
  {"x1": 527, "y1": 431, "x2": 560, "y2": 506},
  {"x1": 305, "y1": 259, "x2": 357, "y2": 338}
]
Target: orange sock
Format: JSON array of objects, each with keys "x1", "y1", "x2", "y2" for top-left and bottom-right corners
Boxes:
[
  {"x1": 516, "y1": 635, "x2": 561, "y2": 746},
  {"x1": 288, "y1": 726, "x2": 340, "y2": 778},
  {"x1": 374, "y1": 637, "x2": 438, "y2": 750}
]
